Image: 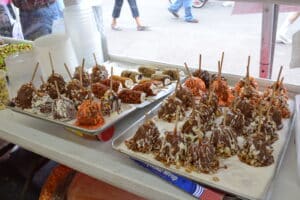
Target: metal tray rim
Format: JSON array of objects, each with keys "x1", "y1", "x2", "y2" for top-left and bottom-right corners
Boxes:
[{"x1": 8, "y1": 104, "x2": 136, "y2": 135}]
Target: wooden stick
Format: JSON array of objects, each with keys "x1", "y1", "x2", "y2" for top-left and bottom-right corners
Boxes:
[
  {"x1": 40, "y1": 76, "x2": 45, "y2": 84},
  {"x1": 174, "y1": 106, "x2": 180, "y2": 135},
  {"x1": 280, "y1": 77, "x2": 284, "y2": 85},
  {"x1": 233, "y1": 90, "x2": 239, "y2": 111},
  {"x1": 49, "y1": 52, "x2": 54, "y2": 75},
  {"x1": 110, "y1": 67, "x2": 113, "y2": 92},
  {"x1": 256, "y1": 106, "x2": 263, "y2": 134},
  {"x1": 64, "y1": 63, "x2": 72, "y2": 80},
  {"x1": 245, "y1": 56, "x2": 251, "y2": 89},
  {"x1": 88, "y1": 76, "x2": 93, "y2": 101},
  {"x1": 81, "y1": 58, "x2": 85, "y2": 73},
  {"x1": 246, "y1": 55, "x2": 251, "y2": 79},
  {"x1": 79, "y1": 66, "x2": 83, "y2": 88},
  {"x1": 223, "y1": 110, "x2": 227, "y2": 126},
  {"x1": 199, "y1": 54, "x2": 202, "y2": 73},
  {"x1": 54, "y1": 81, "x2": 61, "y2": 99},
  {"x1": 93, "y1": 53, "x2": 98, "y2": 66},
  {"x1": 267, "y1": 84, "x2": 276, "y2": 118},
  {"x1": 208, "y1": 83, "x2": 215, "y2": 104},
  {"x1": 31, "y1": 62, "x2": 39, "y2": 83},
  {"x1": 217, "y1": 61, "x2": 221, "y2": 82},
  {"x1": 184, "y1": 62, "x2": 192, "y2": 78},
  {"x1": 220, "y1": 51, "x2": 224, "y2": 70},
  {"x1": 191, "y1": 97, "x2": 196, "y2": 118},
  {"x1": 276, "y1": 66, "x2": 283, "y2": 85}
]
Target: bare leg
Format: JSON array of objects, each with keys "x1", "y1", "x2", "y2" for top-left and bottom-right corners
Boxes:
[
  {"x1": 134, "y1": 16, "x2": 142, "y2": 27},
  {"x1": 112, "y1": 18, "x2": 117, "y2": 26},
  {"x1": 288, "y1": 12, "x2": 300, "y2": 24}
]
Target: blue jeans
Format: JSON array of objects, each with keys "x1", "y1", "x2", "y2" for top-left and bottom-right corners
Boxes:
[
  {"x1": 112, "y1": 0, "x2": 139, "y2": 18},
  {"x1": 20, "y1": 2, "x2": 62, "y2": 40},
  {"x1": 0, "y1": 4, "x2": 12, "y2": 37},
  {"x1": 169, "y1": 0, "x2": 194, "y2": 21}
]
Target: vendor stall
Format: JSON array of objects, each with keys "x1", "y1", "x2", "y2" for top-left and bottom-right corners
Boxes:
[{"x1": 0, "y1": 0, "x2": 300, "y2": 200}]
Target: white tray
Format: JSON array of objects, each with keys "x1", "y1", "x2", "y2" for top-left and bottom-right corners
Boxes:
[
  {"x1": 113, "y1": 95, "x2": 295, "y2": 200},
  {"x1": 8, "y1": 103, "x2": 135, "y2": 135}
]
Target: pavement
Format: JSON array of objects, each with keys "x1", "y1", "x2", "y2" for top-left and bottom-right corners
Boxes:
[{"x1": 100, "y1": 0, "x2": 300, "y2": 85}]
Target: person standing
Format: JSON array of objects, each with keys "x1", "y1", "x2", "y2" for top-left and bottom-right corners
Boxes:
[
  {"x1": 12, "y1": 0, "x2": 62, "y2": 40},
  {"x1": 168, "y1": 0, "x2": 198, "y2": 23},
  {"x1": 0, "y1": 0, "x2": 13, "y2": 37},
  {"x1": 277, "y1": 12, "x2": 300, "y2": 44},
  {"x1": 111, "y1": 0, "x2": 148, "y2": 31}
]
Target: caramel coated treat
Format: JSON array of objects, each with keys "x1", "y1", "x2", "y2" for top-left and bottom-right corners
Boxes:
[
  {"x1": 158, "y1": 97, "x2": 185, "y2": 122},
  {"x1": 31, "y1": 93, "x2": 53, "y2": 115},
  {"x1": 192, "y1": 69, "x2": 211, "y2": 88},
  {"x1": 211, "y1": 79, "x2": 233, "y2": 107},
  {"x1": 155, "y1": 131, "x2": 185, "y2": 166},
  {"x1": 72, "y1": 88, "x2": 90, "y2": 108},
  {"x1": 234, "y1": 77, "x2": 258, "y2": 96},
  {"x1": 65, "y1": 79, "x2": 81, "y2": 100},
  {"x1": 91, "y1": 65, "x2": 108, "y2": 83},
  {"x1": 175, "y1": 85, "x2": 193, "y2": 109},
  {"x1": 14, "y1": 83, "x2": 35, "y2": 109},
  {"x1": 47, "y1": 73, "x2": 66, "y2": 94},
  {"x1": 132, "y1": 82, "x2": 159, "y2": 96},
  {"x1": 235, "y1": 97, "x2": 254, "y2": 119},
  {"x1": 73, "y1": 66, "x2": 90, "y2": 87},
  {"x1": 238, "y1": 134, "x2": 274, "y2": 167},
  {"x1": 44, "y1": 83, "x2": 59, "y2": 99},
  {"x1": 91, "y1": 82, "x2": 109, "y2": 99},
  {"x1": 139, "y1": 79, "x2": 164, "y2": 88},
  {"x1": 121, "y1": 70, "x2": 143, "y2": 83},
  {"x1": 76, "y1": 99, "x2": 104, "y2": 126},
  {"x1": 185, "y1": 140, "x2": 219, "y2": 174},
  {"x1": 100, "y1": 79, "x2": 122, "y2": 93},
  {"x1": 210, "y1": 125, "x2": 239, "y2": 158},
  {"x1": 184, "y1": 77, "x2": 206, "y2": 96},
  {"x1": 181, "y1": 117, "x2": 205, "y2": 144},
  {"x1": 118, "y1": 89, "x2": 146, "y2": 104},
  {"x1": 224, "y1": 109, "x2": 245, "y2": 135},
  {"x1": 151, "y1": 74, "x2": 171, "y2": 86},
  {"x1": 111, "y1": 75, "x2": 134, "y2": 88},
  {"x1": 101, "y1": 90, "x2": 121, "y2": 116},
  {"x1": 162, "y1": 69, "x2": 180, "y2": 81},
  {"x1": 138, "y1": 66, "x2": 157, "y2": 77},
  {"x1": 125, "y1": 120, "x2": 161, "y2": 153},
  {"x1": 52, "y1": 96, "x2": 76, "y2": 120}
]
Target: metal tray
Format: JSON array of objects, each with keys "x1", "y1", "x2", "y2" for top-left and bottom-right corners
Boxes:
[
  {"x1": 8, "y1": 103, "x2": 135, "y2": 135},
  {"x1": 112, "y1": 97, "x2": 296, "y2": 200}
]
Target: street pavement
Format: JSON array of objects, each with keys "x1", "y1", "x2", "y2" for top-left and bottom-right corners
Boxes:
[{"x1": 100, "y1": 0, "x2": 300, "y2": 85}]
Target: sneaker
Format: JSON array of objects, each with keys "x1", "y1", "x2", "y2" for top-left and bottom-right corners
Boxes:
[
  {"x1": 276, "y1": 34, "x2": 292, "y2": 44},
  {"x1": 168, "y1": 8, "x2": 179, "y2": 18},
  {"x1": 186, "y1": 18, "x2": 199, "y2": 23},
  {"x1": 137, "y1": 26, "x2": 150, "y2": 31}
]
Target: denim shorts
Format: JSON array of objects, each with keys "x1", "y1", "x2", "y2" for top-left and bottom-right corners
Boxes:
[
  {"x1": 112, "y1": 0, "x2": 139, "y2": 18},
  {"x1": 20, "y1": 2, "x2": 62, "y2": 40}
]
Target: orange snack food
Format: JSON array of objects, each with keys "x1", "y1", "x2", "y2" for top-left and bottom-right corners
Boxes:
[
  {"x1": 235, "y1": 76, "x2": 258, "y2": 95},
  {"x1": 184, "y1": 77, "x2": 206, "y2": 96},
  {"x1": 211, "y1": 79, "x2": 234, "y2": 107},
  {"x1": 76, "y1": 100, "x2": 104, "y2": 127}
]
